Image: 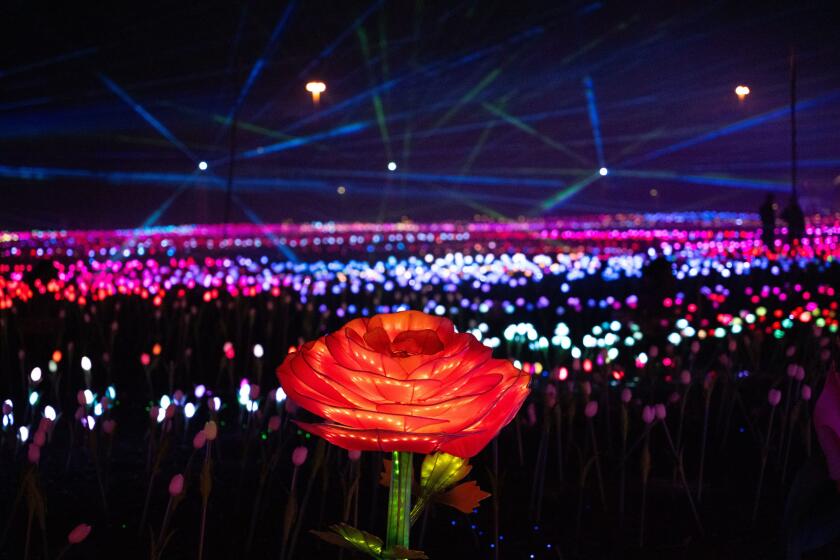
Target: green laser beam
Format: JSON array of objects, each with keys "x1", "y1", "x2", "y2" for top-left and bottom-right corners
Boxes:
[
  {"x1": 357, "y1": 26, "x2": 393, "y2": 161},
  {"x1": 538, "y1": 173, "x2": 600, "y2": 212},
  {"x1": 432, "y1": 66, "x2": 502, "y2": 130},
  {"x1": 482, "y1": 102, "x2": 589, "y2": 165}
]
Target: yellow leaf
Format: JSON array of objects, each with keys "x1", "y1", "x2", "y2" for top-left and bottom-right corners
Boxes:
[{"x1": 419, "y1": 452, "x2": 471, "y2": 496}]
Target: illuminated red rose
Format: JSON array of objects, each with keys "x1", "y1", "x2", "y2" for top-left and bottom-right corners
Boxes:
[{"x1": 276, "y1": 311, "x2": 529, "y2": 458}]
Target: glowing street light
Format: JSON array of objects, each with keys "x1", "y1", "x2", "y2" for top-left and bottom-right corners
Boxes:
[
  {"x1": 198, "y1": 161, "x2": 208, "y2": 171},
  {"x1": 305, "y1": 81, "x2": 326, "y2": 105},
  {"x1": 735, "y1": 84, "x2": 750, "y2": 101},
  {"x1": 387, "y1": 161, "x2": 397, "y2": 172},
  {"x1": 599, "y1": 167, "x2": 608, "y2": 176}
]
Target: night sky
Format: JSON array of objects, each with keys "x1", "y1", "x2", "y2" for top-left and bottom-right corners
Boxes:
[{"x1": 1, "y1": 0, "x2": 839, "y2": 229}]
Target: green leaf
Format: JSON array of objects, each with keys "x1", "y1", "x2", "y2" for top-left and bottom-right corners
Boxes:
[
  {"x1": 419, "y1": 452, "x2": 471, "y2": 496},
  {"x1": 311, "y1": 523, "x2": 384, "y2": 559}
]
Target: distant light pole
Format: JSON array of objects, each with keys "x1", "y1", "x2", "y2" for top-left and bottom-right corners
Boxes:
[
  {"x1": 735, "y1": 84, "x2": 750, "y2": 102},
  {"x1": 305, "y1": 81, "x2": 326, "y2": 106}
]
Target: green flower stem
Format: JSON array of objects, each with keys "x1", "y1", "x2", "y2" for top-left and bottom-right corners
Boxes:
[{"x1": 386, "y1": 451, "x2": 413, "y2": 553}]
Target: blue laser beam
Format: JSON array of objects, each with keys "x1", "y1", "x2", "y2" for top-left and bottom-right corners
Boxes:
[
  {"x1": 624, "y1": 90, "x2": 840, "y2": 166},
  {"x1": 280, "y1": 25, "x2": 543, "y2": 134},
  {"x1": 583, "y1": 75, "x2": 606, "y2": 169},
  {"x1": 99, "y1": 74, "x2": 198, "y2": 163},
  {"x1": 229, "y1": 1, "x2": 297, "y2": 117},
  {"x1": 236, "y1": 122, "x2": 370, "y2": 160},
  {"x1": 612, "y1": 170, "x2": 789, "y2": 191},
  {"x1": 297, "y1": 0, "x2": 385, "y2": 80},
  {"x1": 0, "y1": 47, "x2": 97, "y2": 79},
  {"x1": 232, "y1": 195, "x2": 298, "y2": 262}
]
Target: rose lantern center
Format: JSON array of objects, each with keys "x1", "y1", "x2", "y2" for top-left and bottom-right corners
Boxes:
[{"x1": 364, "y1": 328, "x2": 444, "y2": 357}]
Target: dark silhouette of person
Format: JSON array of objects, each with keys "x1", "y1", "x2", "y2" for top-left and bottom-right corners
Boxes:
[
  {"x1": 759, "y1": 193, "x2": 776, "y2": 249},
  {"x1": 781, "y1": 194, "x2": 806, "y2": 243}
]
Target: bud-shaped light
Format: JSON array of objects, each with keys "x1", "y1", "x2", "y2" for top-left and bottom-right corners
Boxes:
[
  {"x1": 655, "y1": 403, "x2": 667, "y2": 420},
  {"x1": 193, "y1": 431, "x2": 207, "y2": 449},
  {"x1": 203, "y1": 420, "x2": 218, "y2": 441},
  {"x1": 67, "y1": 524, "x2": 92, "y2": 545},
  {"x1": 292, "y1": 446, "x2": 308, "y2": 466},
  {"x1": 168, "y1": 474, "x2": 185, "y2": 496}
]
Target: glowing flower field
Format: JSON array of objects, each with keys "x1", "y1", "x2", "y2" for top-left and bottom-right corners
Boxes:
[{"x1": 1, "y1": 214, "x2": 839, "y2": 558}]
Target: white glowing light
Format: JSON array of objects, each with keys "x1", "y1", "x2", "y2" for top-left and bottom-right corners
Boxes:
[
  {"x1": 387, "y1": 161, "x2": 397, "y2": 172},
  {"x1": 48, "y1": 360, "x2": 58, "y2": 373},
  {"x1": 156, "y1": 407, "x2": 166, "y2": 423},
  {"x1": 735, "y1": 85, "x2": 750, "y2": 99},
  {"x1": 198, "y1": 161, "x2": 208, "y2": 171},
  {"x1": 44, "y1": 406, "x2": 56, "y2": 421},
  {"x1": 28, "y1": 392, "x2": 39, "y2": 406},
  {"x1": 160, "y1": 395, "x2": 171, "y2": 410},
  {"x1": 107, "y1": 386, "x2": 116, "y2": 400},
  {"x1": 94, "y1": 402, "x2": 103, "y2": 416},
  {"x1": 184, "y1": 402, "x2": 196, "y2": 419},
  {"x1": 253, "y1": 344, "x2": 264, "y2": 359},
  {"x1": 30, "y1": 367, "x2": 42, "y2": 383},
  {"x1": 275, "y1": 387, "x2": 287, "y2": 404},
  {"x1": 212, "y1": 396, "x2": 221, "y2": 411},
  {"x1": 195, "y1": 385, "x2": 206, "y2": 399},
  {"x1": 238, "y1": 381, "x2": 250, "y2": 406},
  {"x1": 305, "y1": 81, "x2": 326, "y2": 103},
  {"x1": 86, "y1": 415, "x2": 96, "y2": 430},
  {"x1": 599, "y1": 167, "x2": 608, "y2": 176},
  {"x1": 84, "y1": 390, "x2": 94, "y2": 406},
  {"x1": 81, "y1": 356, "x2": 92, "y2": 371},
  {"x1": 19, "y1": 426, "x2": 29, "y2": 442}
]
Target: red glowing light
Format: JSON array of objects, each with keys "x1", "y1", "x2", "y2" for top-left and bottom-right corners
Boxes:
[
  {"x1": 557, "y1": 367, "x2": 569, "y2": 381},
  {"x1": 276, "y1": 311, "x2": 529, "y2": 458}
]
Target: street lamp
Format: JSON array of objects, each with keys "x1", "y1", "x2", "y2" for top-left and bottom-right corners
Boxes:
[
  {"x1": 735, "y1": 84, "x2": 750, "y2": 101},
  {"x1": 305, "y1": 81, "x2": 326, "y2": 106}
]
